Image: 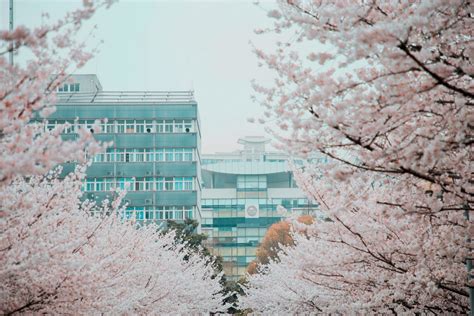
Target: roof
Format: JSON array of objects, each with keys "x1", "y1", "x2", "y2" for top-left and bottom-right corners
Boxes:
[
  {"x1": 202, "y1": 161, "x2": 290, "y2": 175},
  {"x1": 56, "y1": 91, "x2": 195, "y2": 104}
]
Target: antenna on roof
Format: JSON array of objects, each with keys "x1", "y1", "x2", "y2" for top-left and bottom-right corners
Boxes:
[{"x1": 9, "y1": 0, "x2": 14, "y2": 65}]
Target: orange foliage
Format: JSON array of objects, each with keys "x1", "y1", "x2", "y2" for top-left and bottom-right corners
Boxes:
[{"x1": 246, "y1": 215, "x2": 314, "y2": 275}]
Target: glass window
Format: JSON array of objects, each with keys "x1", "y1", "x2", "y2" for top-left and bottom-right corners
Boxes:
[
  {"x1": 135, "y1": 178, "x2": 145, "y2": 191},
  {"x1": 126, "y1": 120, "x2": 135, "y2": 133},
  {"x1": 156, "y1": 177, "x2": 164, "y2": 191},
  {"x1": 145, "y1": 149, "x2": 154, "y2": 162},
  {"x1": 145, "y1": 177, "x2": 154, "y2": 191},
  {"x1": 63, "y1": 84, "x2": 68, "y2": 92},
  {"x1": 164, "y1": 177, "x2": 173, "y2": 191},
  {"x1": 184, "y1": 120, "x2": 193, "y2": 133},
  {"x1": 174, "y1": 177, "x2": 184, "y2": 191},
  {"x1": 93, "y1": 153, "x2": 104, "y2": 163},
  {"x1": 95, "y1": 178, "x2": 104, "y2": 192},
  {"x1": 136, "y1": 120, "x2": 145, "y2": 133},
  {"x1": 165, "y1": 149, "x2": 173, "y2": 162},
  {"x1": 184, "y1": 177, "x2": 193, "y2": 190},
  {"x1": 156, "y1": 120, "x2": 164, "y2": 133},
  {"x1": 145, "y1": 210, "x2": 153, "y2": 220},
  {"x1": 175, "y1": 210, "x2": 183, "y2": 220},
  {"x1": 135, "y1": 149, "x2": 144, "y2": 162},
  {"x1": 174, "y1": 120, "x2": 184, "y2": 133},
  {"x1": 145, "y1": 121, "x2": 154, "y2": 133},
  {"x1": 104, "y1": 178, "x2": 114, "y2": 191},
  {"x1": 175, "y1": 148, "x2": 183, "y2": 161},
  {"x1": 106, "y1": 121, "x2": 115, "y2": 133},
  {"x1": 74, "y1": 83, "x2": 80, "y2": 92},
  {"x1": 184, "y1": 149, "x2": 193, "y2": 161},
  {"x1": 164, "y1": 120, "x2": 173, "y2": 133},
  {"x1": 116, "y1": 120, "x2": 125, "y2": 133},
  {"x1": 156, "y1": 148, "x2": 164, "y2": 161}
]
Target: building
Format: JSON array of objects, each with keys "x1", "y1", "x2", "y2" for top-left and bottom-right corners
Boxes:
[
  {"x1": 47, "y1": 74, "x2": 202, "y2": 223},
  {"x1": 201, "y1": 136, "x2": 323, "y2": 280}
]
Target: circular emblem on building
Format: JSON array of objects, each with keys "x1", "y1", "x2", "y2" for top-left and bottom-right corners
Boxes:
[{"x1": 246, "y1": 205, "x2": 258, "y2": 217}]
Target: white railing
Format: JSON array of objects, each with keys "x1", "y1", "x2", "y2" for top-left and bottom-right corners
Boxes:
[{"x1": 56, "y1": 90, "x2": 195, "y2": 104}]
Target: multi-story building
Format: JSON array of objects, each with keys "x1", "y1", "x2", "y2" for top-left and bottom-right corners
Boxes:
[
  {"x1": 201, "y1": 136, "x2": 324, "y2": 280},
  {"x1": 47, "y1": 74, "x2": 202, "y2": 223}
]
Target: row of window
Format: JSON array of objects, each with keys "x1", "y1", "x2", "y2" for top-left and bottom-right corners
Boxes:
[
  {"x1": 91, "y1": 206, "x2": 195, "y2": 221},
  {"x1": 92, "y1": 148, "x2": 194, "y2": 163},
  {"x1": 83, "y1": 177, "x2": 195, "y2": 192},
  {"x1": 122, "y1": 206, "x2": 194, "y2": 221},
  {"x1": 58, "y1": 83, "x2": 80, "y2": 92},
  {"x1": 237, "y1": 175, "x2": 267, "y2": 189},
  {"x1": 202, "y1": 198, "x2": 312, "y2": 207},
  {"x1": 46, "y1": 119, "x2": 195, "y2": 134}
]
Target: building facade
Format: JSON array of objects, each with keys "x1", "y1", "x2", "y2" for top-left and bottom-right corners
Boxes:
[
  {"x1": 49, "y1": 75, "x2": 202, "y2": 223},
  {"x1": 201, "y1": 137, "x2": 323, "y2": 280}
]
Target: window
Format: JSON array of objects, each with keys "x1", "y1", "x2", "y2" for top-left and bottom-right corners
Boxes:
[
  {"x1": 63, "y1": 84, "x2": 68, "y2": 92},
  {"x1": 136, "y1": 120, "x2": 145, "y2": 133},
  {"x1": 184, "y1": 177, "x2": 193, "y2": 190},
  {"x1": 126, "y1": 120, "x2": 135, "y2": 133},
  {"x1": 174, "y1": 120, "x2": 184, "y2": 133},
  {"x1": 174, "y1": 177, "x2": 184, "y2": 191},
  {"x1": 93, "y1": 153, "x2": 105, "y2": 163},
  {"x1": 105, "y1": 148, "x2": 115, "y2": 162},
  {"x1": 145, "y1": 121, "x2": 154, "y2": 133},
  {"x1": 135, "y1": 177, "x2": 145, "y2": 191},
  {"x1": 74, "y1": 83, "x2": 80, "y2": 92},
  {"x1": 156, "y1": 149, "x2": 164, "y2": 162},
  {"x1": 145, "y1": 149, "x2": 154, "y2": 162},
  {"x1": 165, "y1": 149, "x2": 174, "y2": 162},
  {"x1": 164, "y1": 177, "x2": 173, "y2": 191},
  {"x1": 156, "y1": 120, "x2": 164, "y2": 133},
  {"x1": 106, "y1": 121, "x2": 115, "y2": 133},
  {"x1": 104, "y1": 178, "x2": 114, "y2": 191},
  {"x1": 116, "y1": 120, "x2": 125, "y2": 133},
  {"x1": 184, "y1": 120, "x2": 193, "y2": 133},
  {"x1": 145, "y1": 177, "x2": 154, "y2": 191},
  {"x1": 175, "y1": 148, "x2": 184, "y2": 162},
  {"x1": 135, "y1": 149, "x2": 144, "y2": 162},
  {"x1": 164, "y1": 120, "x2": 173, "y2": 133},
  {"x1": 95, "y1": 178, "x2": 104, "y2": 192},
  {"x1": 184, "y1": 149, "x2": 193, "y2": 161},
  {"x1": 156, "y1": 177, "x2": 164, "y2": 191}
]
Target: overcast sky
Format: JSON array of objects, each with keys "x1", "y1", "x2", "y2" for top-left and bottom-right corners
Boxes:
[{"x1": 1, "y1": 0, "x2": 280, "y2": 153}]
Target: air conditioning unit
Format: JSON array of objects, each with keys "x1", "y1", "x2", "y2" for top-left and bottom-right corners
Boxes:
[
  {"x1": 87, "y1": 193, "x2": 95, "y2": 199},
  {"x1": 117, "y1": 171, "x2": 123, "y2": 176},
  {"x1": 123, "y1": 199, "x2": 131, "y2": 205},
  {"x1": 146, "y1": 128, "x2": 152, "y2": 133},
  {"x1": 145, "y1": 199, "x2": 152, "y2": 205},
  {"x1": 106, "y1": 171, "x2": 113, "y2": 176},
  {"x1": 145, "y1": 171, "x2": 153, "y2": 176}
]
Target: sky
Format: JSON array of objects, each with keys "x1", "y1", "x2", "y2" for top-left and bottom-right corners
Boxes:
[{"x1": 1, "y1": 0, "x2": 280, "y2": 153}]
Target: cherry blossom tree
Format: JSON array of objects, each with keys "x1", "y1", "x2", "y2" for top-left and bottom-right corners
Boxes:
[
  {"x1": 1, "y1": 168, "x2": 227, "y2": 314},
  {"x1": 243, "y1": 0, "x2": 472, "y2": 313},
  {"x1": 0, "y1": 2, "x2": 227, "y2": 313}
]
